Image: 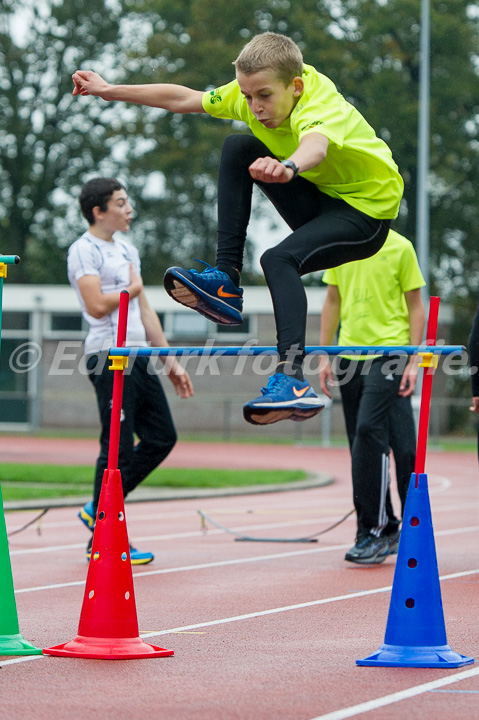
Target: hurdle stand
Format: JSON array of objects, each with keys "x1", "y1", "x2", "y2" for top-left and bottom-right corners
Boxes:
[
  {"x1": 357, "y1": 296, "x2": 474, "y2": 668},
  {"x1": 108, "y1": 344, "x2": 464, "y2": 358},
  {"x1": 109, "y1": 309, "x2": 470, "y2": 667},
  {"x1": 0, "y1": 255, "x2": 42, "y2": 656},
  {"x1": 44, "y1": 291, "x2": 174, "y2": 659},
  {"x1": 43, "y1": 289, "x2": 465, "y2": 661}
]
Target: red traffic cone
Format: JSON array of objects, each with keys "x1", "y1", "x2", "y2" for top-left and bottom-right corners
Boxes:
[{"x1": 43, "y1": 469, "x2": 173, "y2": 660}]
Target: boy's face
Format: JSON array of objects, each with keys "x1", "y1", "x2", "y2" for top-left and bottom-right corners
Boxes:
[
  {"x1": 93, "y1": 189, "x2": 133, "y2": 233},
  {"x1": 237, "y1": 69, "x2": 303, "y2": 129}
]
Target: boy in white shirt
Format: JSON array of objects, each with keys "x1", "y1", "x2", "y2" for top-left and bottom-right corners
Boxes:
[{"x1": 68, "y1": 177, "x2": 193, "y2": 564}]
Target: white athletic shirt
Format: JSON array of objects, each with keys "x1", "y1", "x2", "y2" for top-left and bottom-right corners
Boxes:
[{"x1": 67, "y1": 231, "x2": 148, "y2": 355}]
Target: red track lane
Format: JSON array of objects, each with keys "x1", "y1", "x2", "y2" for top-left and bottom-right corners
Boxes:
[{"x1": 1, "y1": 441, "x2": 479, "y2": 720}]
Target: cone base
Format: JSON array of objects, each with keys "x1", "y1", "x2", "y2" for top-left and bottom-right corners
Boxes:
[
  {"x1": 43, "y1": 634, "x2": 174, "y2": 660},
  {"x1": 0, "y1": 633, "x2": 43, "y2": 656},
  {"x1": 357, "y1": 643, "x2": 474, "y2": 668}
]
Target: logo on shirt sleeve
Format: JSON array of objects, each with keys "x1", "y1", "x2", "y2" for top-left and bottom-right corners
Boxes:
[
  {"x1": 209, "y1": 89, "x2": 222, "y2": 104},
  {"x1": 300, "y1": 119, "x2": 324, "y2": 132}
]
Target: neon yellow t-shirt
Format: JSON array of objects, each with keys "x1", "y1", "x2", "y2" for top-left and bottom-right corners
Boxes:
[
  {"x1": 322, "y1": 230, "x2": 425, "y2": 351},
  {"x1": 202, "y1": 64, "x2": 404, "y2": 219}
]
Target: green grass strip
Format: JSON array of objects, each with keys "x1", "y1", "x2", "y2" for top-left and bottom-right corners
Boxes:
[{"x1": 0, "y1": 463, "x2": 308, "y2": 501}]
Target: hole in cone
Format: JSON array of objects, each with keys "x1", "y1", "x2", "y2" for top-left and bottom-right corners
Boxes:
[
  {"x1": 118, "y1": 511, "x2": 124, "y2": 521},
  {"x1": 93, "y1": 552, "x2": 100, "y2": 561},
  {"x1": 410, "y1": 517, "x2": 420, "y2": 527},
  {"x1": 99, "y1": 511, "x2": 105, "y2": 521},
  {"x1": 89, "y1": 590, "x2": 95, "y2": 600},
  {"x1": 125, "y1": 591, "x2": 130, "y2": 600},
  {"x1": 408, "y1": 558, "x2": 417, "y2": 568},
  {"x1": 405, "y1": 598, "x2": 415, "y2": 608},
  {"x1": 121, "y1": 552, "x2": 127, "y2": 561}
]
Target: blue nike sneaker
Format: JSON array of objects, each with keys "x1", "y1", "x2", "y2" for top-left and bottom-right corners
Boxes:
[
  {"x1": 243, "y1": 373, "x2": 325, "y2": 425},
  {"x1": 164, "y1": 261, "x2": 243, "y2": 325},
  {"x1": 79, "y1": 501, "x2": 95, "y2": 530}
]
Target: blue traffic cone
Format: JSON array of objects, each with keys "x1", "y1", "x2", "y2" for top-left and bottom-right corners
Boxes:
[{"x1": 357, "y1": 473, "x2": 474, "y2": 668}]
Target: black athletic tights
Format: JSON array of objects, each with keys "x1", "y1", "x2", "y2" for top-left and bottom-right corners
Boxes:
[
  {"x1": 87, "y1": 352, "x2": 177, "y2": 517},
  {"x1": 216, "y1": 134, "x2": 391, "y2": 367}
]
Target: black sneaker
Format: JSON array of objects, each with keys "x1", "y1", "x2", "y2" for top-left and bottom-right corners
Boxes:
[
  {"x1": 386, "y1": 529, "x2": 401, "y2": 555},
  {"x1": 345, "y1": 533, "x2": 390, "y2": 564}
]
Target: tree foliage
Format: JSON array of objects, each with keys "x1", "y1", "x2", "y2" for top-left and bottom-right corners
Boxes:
[
  {"x1": 2, "y1": 0, "x2": 479, "y2": 302},
  {"x1": 0, "y1": 0, "x2": 126, "y2": 281}
]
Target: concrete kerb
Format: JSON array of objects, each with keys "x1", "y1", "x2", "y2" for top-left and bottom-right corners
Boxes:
[{"x1": 3, "y1": 471, "x2": 333, "y2": 512}]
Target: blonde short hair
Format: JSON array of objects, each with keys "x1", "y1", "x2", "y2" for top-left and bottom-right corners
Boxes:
[{"x1": 234, "y1": 32, "x2": 303, "y2": 86}]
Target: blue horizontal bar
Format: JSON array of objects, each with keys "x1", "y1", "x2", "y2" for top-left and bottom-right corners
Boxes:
[
  {"x1": 0, "y1": 255, "x2": 20, "y2": 265},
  {"x1": 109, "y1": 345, "x2": 464, "y2": 357}
]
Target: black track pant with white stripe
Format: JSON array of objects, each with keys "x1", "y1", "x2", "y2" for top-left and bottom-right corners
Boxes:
[
  {"x1": 86, "y1": 352, "x2": 177, "y2": 518},
  {"x1": 216, "y1": 134, "x2": 391, "y2": 366},
  {"x1": 337, "y1": 356, "x2": 417, "y2": 537}
]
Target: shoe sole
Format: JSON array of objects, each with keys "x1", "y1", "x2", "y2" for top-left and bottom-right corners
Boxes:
[
  {"x1": 164, "y1": 272, "x2": 243, "y2": 326},
  {"x1": 243, "y1": 401, "x2": 324, "y2": 425},
  {"x1": 244, "y1": 408, "x2": 296, "y2": 425},
  {"x1": 290, "y1": 409, "x2": 323, "y2": 422},
  {"x1": 345, "y1": 547, "x2": 390, "y2": 564},
  {"x1": 130, "y1": 556, "x2": 154, "y2": 565},
  {"x1": 248, "y1": 399, "x2": 324, "y2": 409},
  {"x1": 169, "y1": 282, "x2": 201, "y2": 309},
  {"x1": 388, "y1": 540, "x2": 400, "y2": 555}
]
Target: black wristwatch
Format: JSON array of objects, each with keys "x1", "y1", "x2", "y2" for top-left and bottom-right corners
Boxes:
[{"x1": 281, "y1": 159, "x2": 300, "y2": 179}]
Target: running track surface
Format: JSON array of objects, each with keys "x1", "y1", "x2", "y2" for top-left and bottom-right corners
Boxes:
[{"x1": 1, "y1": 439, "x2": 479, "y2": 720}]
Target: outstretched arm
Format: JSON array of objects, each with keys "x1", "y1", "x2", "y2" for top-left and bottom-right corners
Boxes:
[
  {"x1": 72, "y1": 70, "x2": 206, "y2": 114},
  {"x1": 138, "y1": 291, "x2": 194, "y2": 399}
]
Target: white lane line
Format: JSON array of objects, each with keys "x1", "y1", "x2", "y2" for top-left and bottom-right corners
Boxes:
[
  {"x1": 307, "y1": 666, "x2": 479, "y2": 720},
  {"x1": 3, "y1": 569, "x2": 478, "y2": 673},
  {"x1": 426, "y1": 474, "x2": 452, "y2": 491},
  {"x1": 0, "y1": 655, "x2": 44, "y2": 667},
  {"x1": 9, "y1": 522, "x2": 479, "y2": 558},
  {"x1": 5, "y1": 493, "x2": 475, "y2": 534},
  {"x1": 138, "y1": 569, "x2": 478, "y2": 639},
  {"x1": 15, "y1": 544, "x2": 351, "y2": 593},
  {"x1": 8, "y1": 515, "x2": 356, "y2": 555},
  {"x1": 139, "y1": 588, "x2": 394, "y2": 638},
  {"x1": 429, "y1": 689, "x2": 479, "y2": 693},
  {"x1": 15, "y1": 559, "x2": 479, "y2": 595},
  {"x1": 14, "y1": 530, "x2": 479, "y2": 591}
]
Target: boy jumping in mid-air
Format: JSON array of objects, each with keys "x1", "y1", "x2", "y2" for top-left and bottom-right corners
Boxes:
[{"x1": 72, "y1": 32, "x2": 404, "y2": 425}]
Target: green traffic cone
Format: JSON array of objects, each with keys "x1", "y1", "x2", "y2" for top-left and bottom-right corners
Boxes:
[{"x1": 0, "y1": 485, "x2": 42, "y2": 655}]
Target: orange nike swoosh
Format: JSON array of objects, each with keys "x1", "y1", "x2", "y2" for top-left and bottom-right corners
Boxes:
[
  {"x1": 217, "y1": 285, "x2": 241, "y2": 298},
  {"x1": 293, "y1": 386, "x2": 310, "y2": 398}
]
